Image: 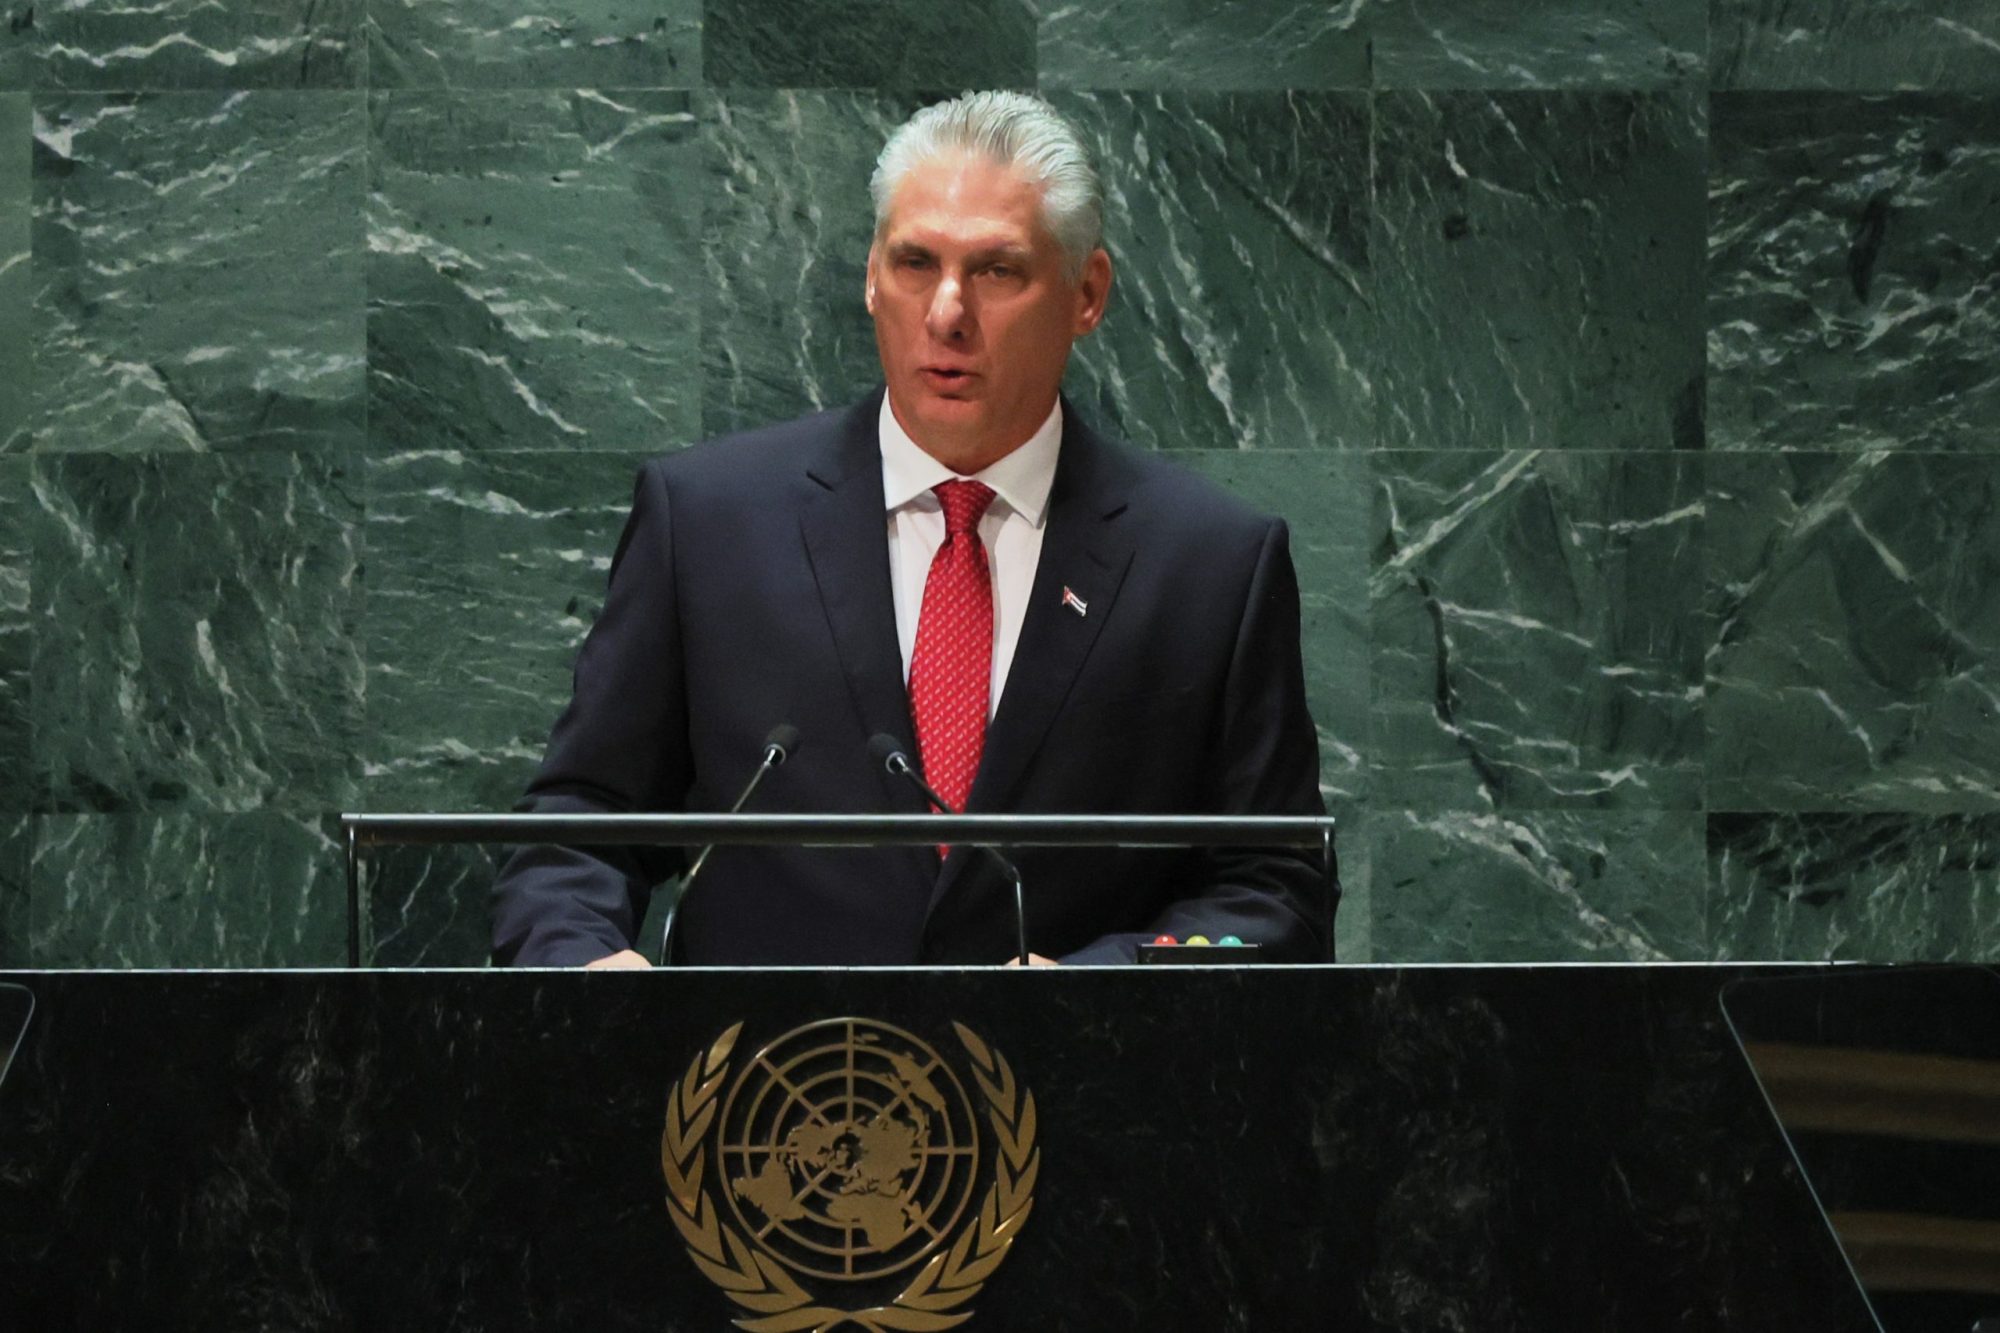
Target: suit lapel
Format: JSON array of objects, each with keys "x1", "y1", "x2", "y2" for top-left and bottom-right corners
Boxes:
[
  {"x1": 797, "y1": 394, "x2": 931, "y2": 842},
  {"x1": 929, "y1": 408, "x2": 1137, "y2": 916}
]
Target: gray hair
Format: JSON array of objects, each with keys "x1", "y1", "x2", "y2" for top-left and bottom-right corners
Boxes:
[{"x1": 870, "y1": 92, "x2": 1104, "y2": 281}]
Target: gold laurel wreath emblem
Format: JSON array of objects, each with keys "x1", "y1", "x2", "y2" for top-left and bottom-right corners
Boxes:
[{"x1": 661, "y1": 1020, "x2": 1039, "y2": 1332}]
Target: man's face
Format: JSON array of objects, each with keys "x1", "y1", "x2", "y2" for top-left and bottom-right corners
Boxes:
[{"x1": 867, "y1": 152, "x2": 1111, "y2": 473}]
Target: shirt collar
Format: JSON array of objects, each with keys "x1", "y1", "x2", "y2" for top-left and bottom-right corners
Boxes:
[{"x1": 879, "y1": 394, "x2": 1062, "y2": 529}]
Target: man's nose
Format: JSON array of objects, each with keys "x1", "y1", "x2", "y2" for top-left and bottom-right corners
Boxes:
[{"x1": 925, "y1": 275, "x2": 969, "y2": 340}]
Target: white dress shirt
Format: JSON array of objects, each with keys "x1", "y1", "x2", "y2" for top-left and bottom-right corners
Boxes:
[{"x1": 880, "y1": 396, "x2": 1062, "y2": 719}]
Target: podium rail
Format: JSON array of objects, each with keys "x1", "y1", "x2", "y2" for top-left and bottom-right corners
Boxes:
[{"x1": 337, "y1": 812, "x2": 1340, "y2": 968}]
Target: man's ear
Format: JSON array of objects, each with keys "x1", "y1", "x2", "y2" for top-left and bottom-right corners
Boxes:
[
  {"x1": 1073, "y1": 247, "x2": 1112, "y2": 336},
  {"x1": 864, "y1": 244, "x2": 878, "y2": 314}
]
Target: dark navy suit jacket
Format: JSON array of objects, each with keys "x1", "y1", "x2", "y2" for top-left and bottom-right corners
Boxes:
[{"x1": 490, "y1": 390, "x2": 1329, "y2": 966}]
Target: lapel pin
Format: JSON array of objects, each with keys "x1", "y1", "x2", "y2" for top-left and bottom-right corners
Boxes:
[{"x1": 1061, "y1": 586, "x2": 1088, "y2": 617}]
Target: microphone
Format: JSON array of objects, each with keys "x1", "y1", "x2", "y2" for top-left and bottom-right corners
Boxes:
[
  {"x1": 867, "y1": 734, "x2": 1029, "y2": 966},
  {"x1": 867, "y1": 733, "x2": 951, "y2": 813},
  {"x1": 659, "y1": 723, "x2": 799, "y2": 965}
]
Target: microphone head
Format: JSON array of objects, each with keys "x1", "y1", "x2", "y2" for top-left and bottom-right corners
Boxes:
[
  {"x1": 763, "y1": 723, "x2": 800, "y2": 764},
  {"x1": 866, "y1": 733, "x2": 908, "y2": 773}
]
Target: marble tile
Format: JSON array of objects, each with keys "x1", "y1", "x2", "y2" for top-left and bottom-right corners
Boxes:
[
  {"x1": 30, "y1": 452, "x2": 364, "y2": 814},
  {"x1": 1370, "y1": 0, "x2": 1703, "y2": 90},
  {"x1": 700, "y1": 91, "x2": 912, "y2": 437},
  {"x1": 367, "y1": 0, "x2": 697, "y2": 89},
  {"x1": 362, "y1": 447, "x2": 686, "y2": 967},
  {"x1": 0, "y1": 459, "x2": 25, "y2": 807},
  {"x1": 1330, "y1": 805, "x2": 1369, "y2": 963},
  {"x1": 1372, "y1": 91, "x2": 1706, "y2": 451},
  {"x1": 1178, "y1": 452, "x2": 1370, "y2": 802},
  {"x1": 23, "y1": 0, "x2": 363, "y2": 90},
  {"x1": 1713, "y1": 0, "x2": 2000, "y2": 91},
  {"x1": 704, "y1": 0, "x2": 1033, "y2": 89},
  {"x1": 0, "y1": 5, "x2": 32, "y2": 92},
  {"x1": 3, "y1": 1, "x2": 364, "y2": 91},
  {"x1": 32, "y1": 92, "x2": 365, "y2": 454},
  {"x1": 362, "y1": 449, "x2": 651, "y2": 812},
  {"x1": 1708, "y1": 94, "x2": 2000, "y2": 453},
  {"x1": 365, "y1": 843, "x2": 498, "y2": 966},
  {"x1": 1706, "y1": 453, "x2": 2000, "y2": 812},
  {"x1": 0, "y1": 814, "x2": 25, "y2": 965},
  {"x1": 1372, "y1": 809, "x2": 1706, "y2": 962},
  {"x1": 1036, "y1": 0, "x2": 1367, "y2": 91},
  {"x1": 368, "y1": 91, "x2": 701, "y2": 454},
  {"x1": 0, "y1": 94, "x2": 24, "y2": 451},
  {"x1": 1372, "y1": 451, "x2": 1706, "y2": 811},
  {"x1": 26, "y1": 813, "x2": 345, "y2": 967},
  {"x1": 1053, "y1": 92, "x2": 1372, "y2": 451},
  {"x1": 1709, "y1": 813, "x2": 2000, "y2": 962}
]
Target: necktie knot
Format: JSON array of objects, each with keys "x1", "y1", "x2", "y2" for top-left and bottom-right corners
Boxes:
[{"x1": 935, "y1": 480, "x2": 996, "y2": 537}]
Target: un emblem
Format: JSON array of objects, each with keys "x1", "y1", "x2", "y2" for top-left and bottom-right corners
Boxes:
[{"x1": 663, "y1": 1018, "x2": 1039, "y2": 1330}]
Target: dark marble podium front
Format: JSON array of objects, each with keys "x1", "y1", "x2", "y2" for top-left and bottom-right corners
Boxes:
[{"x1": 0, "y1": 965, "x2": 1872, "y2": 1331}]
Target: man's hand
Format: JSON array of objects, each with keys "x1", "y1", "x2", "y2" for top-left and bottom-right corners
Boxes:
[
  {"x1": 1003, "y1": 953, "x2": 1059, "y2": 967},
  {"x1": 584, "y1": 949, "x2": 652, "y2": 970}
]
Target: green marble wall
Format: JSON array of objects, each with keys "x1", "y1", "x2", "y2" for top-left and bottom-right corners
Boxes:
[{"x1": 0, "y1": 1, "x2": 1994, "y2": 968}]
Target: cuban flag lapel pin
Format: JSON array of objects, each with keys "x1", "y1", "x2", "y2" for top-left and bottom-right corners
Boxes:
[{"x1": 1061, "y1": 585, "x2": 1088, "y2": 617}]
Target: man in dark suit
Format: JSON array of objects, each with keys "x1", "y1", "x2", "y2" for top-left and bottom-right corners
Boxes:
[{"x1": 492, "y1": 92, "x2": 1328, "y2": 969}]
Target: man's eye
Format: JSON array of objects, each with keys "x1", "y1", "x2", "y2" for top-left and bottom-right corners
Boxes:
[{"x1": 896, "y1": 254, "x2": 932, "y2": 270}]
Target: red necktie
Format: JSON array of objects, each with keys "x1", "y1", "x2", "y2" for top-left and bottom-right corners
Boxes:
[{"x1": 909, "y1": 480, "x2": 997, "y2": 823}]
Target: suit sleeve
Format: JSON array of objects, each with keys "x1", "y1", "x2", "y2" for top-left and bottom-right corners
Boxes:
[
  {"x1": 1059, "y1": 517, "x2": 1331, "y2": 964},
  {"x1": 490, "y1": 460, "x2": 692, "y2": 967}
]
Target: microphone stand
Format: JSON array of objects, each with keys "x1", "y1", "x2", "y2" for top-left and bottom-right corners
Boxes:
[
  {"x1": 871, "y1": 736, "x2": 1029, "y2": 967},
  {"x1": 659, "y1": 726, "x2": 797, "y2": 965}
]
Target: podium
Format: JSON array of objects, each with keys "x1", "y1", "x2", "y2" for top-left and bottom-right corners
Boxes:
[{"x1": 0, "y1": 964, "x2": 1882, "y2": 1330}]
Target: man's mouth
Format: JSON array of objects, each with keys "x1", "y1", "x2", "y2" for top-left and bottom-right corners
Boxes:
[{"x1": 919, "y1": 367, "x2": 975, "y2": 389}]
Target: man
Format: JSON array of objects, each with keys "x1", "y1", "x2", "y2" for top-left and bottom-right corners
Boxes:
[{"x1": 491, "y1": 92, "x2": 1328, "y2": 969}]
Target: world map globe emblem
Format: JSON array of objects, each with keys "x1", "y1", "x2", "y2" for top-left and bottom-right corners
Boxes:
[{"x1": 716, "y1": 1018, "x2": 983, "y2": 1281}]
